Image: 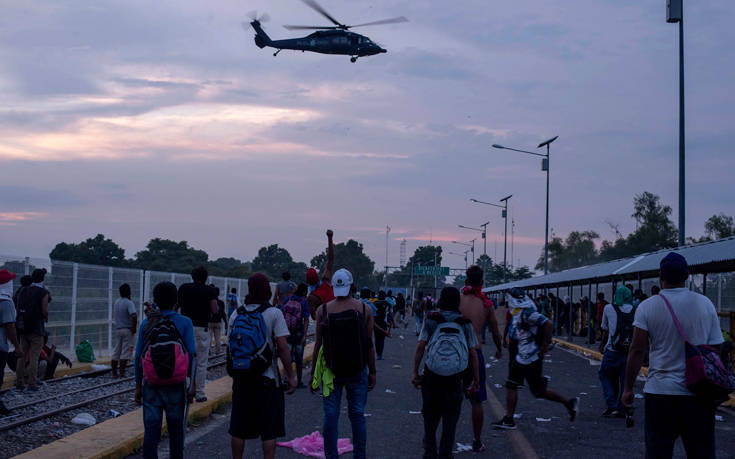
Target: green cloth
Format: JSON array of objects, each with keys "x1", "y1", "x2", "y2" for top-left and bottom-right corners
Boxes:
[
  {"x1": 312, "y1": 347, "x2": 335, "y2": 397},
  {"x1": 75, "y1": 340, "x2": 95, "y2": 363},
  {"x1": 614, "y1": 285, "x2": 633, "y2": 306}
]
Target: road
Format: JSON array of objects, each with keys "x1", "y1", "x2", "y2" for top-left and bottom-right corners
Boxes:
[{"x1": 129, "y1": 319, "x2": 735, "y2": 458}]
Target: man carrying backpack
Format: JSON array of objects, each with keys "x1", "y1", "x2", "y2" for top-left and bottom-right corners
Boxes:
[
  {"x1": 598, "y1": 285, "x2": 635, "y2": 417},
  {"x1": 134, "y1": 281, "x2": 196, "y2": 459},
  {"x1": 412, "y1": 287, "x2": 479, "y2": 459},
  {"x1": 15, "y1": 268, "x2": 49, "y2": 391},
  {"x1": 493, "y1": 288, "x2": 579, "y2": 430},
  {"x1": 281, "y1": 283, "x2": 310, "y2": 388},
  {"x1": 228, "y1": 273, "x2": 296, "y2": 459},
  {"x1": 413, "y1": 291, "x2": 425, "y2": 337},
  {"x1": 310, "y1": 269, "x2": 376, "y2": 459}
]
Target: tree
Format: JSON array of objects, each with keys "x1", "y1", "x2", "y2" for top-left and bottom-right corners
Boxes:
[
  {"x1": 599, "y1": 192, "x2": 678, "y2": 261},
  {"x1": 535, "y1": 231, "x2": 599, "y2": 273},
  {"x1": 252, "y1": 244, "x2": 307, "y2": 283},
  {"x1": 311, "y1": 239, "x2": 375, "y2": 289},
  {"x1": 207, "y1": 257, "x2": 252, "y2": 278},
  {"x1": 133, "y1": 239, "x2": 209, "y2": 273},
  {"x1": 704, "y1": 214, "x2": 735, "y2": 240},
  {"x1": 49, "y1": 234, "x2": 127, "y2": 266}
]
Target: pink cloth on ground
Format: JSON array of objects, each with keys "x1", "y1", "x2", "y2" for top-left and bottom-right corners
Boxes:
[{"x1": 277, "y1": 431, "x2": 354, "y2": 458}]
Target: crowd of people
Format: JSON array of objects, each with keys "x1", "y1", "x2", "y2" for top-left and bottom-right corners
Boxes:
[{"x1": 0, "y1": 232, "x2": 731, "y2": 459}]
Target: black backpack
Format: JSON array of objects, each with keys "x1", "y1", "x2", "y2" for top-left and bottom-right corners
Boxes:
[
  {"x1": 374, "y1": 300, "x2": 389, "y2": 326},
  {"x1": 611, "y1": 305, "x2": 636, "y2": 353},
  {"x1": 16, "y1": 286, "x2": 44, "y2": 335},
  {"x1": 323, "y1": 302, "x2": 367, "y2": 378}
]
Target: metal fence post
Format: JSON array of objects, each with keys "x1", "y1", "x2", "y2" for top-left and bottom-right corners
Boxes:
[
  {"x1": 588, "y1": 281, "x2": 594, "y2": 344},
  {"x1": 108, "y1": 267, "x2": 113, "y2": 357},
  {"x1": 24, "y1": 257, "x2": 30, "y2": 275},
  {"x1": 139, "y1": 270, "x2": 145, "y2": 319},
  {"x1": 717, "y1": 274, "x2": 722, "y2": 312},
  {"x1": 567, "y1": 284, "x2": 573, "y2": 341},
  {"x1": 70, "y1": 263, "x2": 78, "y2": 358}
]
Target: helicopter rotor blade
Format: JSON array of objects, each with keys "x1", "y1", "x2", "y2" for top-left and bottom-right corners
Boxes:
[
  {"x1": 259, "y1": 13, "x2": 270, "y2": 23},
  {"x1": 283, "y1": 25, "x2": 338, "y2": 30},
  {"x1": 247, "y1": 10, "x2": 258, "y2": 21},
  {"x1": 301, "y1": 0, "x2": 344, "y2": 28},
  {"x1": 348, "y1": 16, "x2": 408, "y2": 28}
]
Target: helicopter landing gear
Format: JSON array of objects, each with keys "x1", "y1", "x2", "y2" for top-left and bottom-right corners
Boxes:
[
  {"x1": 350, "y1": 56, "x2": 358, "y2": 63},
  {"x1": 273, "y1": 49, "x2": 281, "y2": 57}
]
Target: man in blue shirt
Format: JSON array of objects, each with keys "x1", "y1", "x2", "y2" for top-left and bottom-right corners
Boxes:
[{"x1": 134, "y1": 281, "x2": 197, "y2": 459}]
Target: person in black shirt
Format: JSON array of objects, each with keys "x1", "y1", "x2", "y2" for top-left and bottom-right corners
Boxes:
[
  {"x1": 372, "y1": 291, "x2": 392, "y2": 360},
  {"x1": 208, "y1": 285, "x2": 227, "y2": 355},
  {"x1": 178, "y1": 266, "x2": 218, "y2": 402},
  {"x1": 16, "y1": 268, "x2": 49, "y2": 391}
]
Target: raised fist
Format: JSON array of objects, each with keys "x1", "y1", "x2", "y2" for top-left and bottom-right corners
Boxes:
[{"x1": 326, "y1": 229, "x2": 334, "y2": 238}]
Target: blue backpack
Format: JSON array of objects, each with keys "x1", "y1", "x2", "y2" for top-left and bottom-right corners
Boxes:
[{"x1": 227, "y1": 305, "x2": 273, "y2": 378}]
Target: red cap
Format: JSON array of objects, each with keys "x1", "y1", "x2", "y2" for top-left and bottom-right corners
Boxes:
[
  {"x1": 0, "y1": 269, "x2": 17, "y2": 285},
  {"x1": 306, "y1": 268, "x2": 319, "y2": 285}
]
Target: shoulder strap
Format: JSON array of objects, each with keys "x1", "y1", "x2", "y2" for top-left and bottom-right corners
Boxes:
[{"x1": 659, "y1": 293, "x2": 690, "y2": 343}]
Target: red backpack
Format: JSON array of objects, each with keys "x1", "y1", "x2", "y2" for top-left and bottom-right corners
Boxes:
[{"x1": 282, "y1": 296, "x2": 304, "y2": 334}]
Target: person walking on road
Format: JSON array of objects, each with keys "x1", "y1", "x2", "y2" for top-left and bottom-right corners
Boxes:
[
  {"x1": 310, "y1": 268, "x2": 376, "y2": 459},
  {"x1": 413, "y1": 291, "x2": 425, "y2": 337},
  {"x1": 112, "y1": 283, "x2": 137, "y2": 378},
  {"x1": 413, "y1": 286, "x2": 479, "y2": 459},
  {"x1": 15, "y1": 268, "x2": 49, "y2": 391},
  {"x1": 598, "y1": 285, "x2": 635, "y2": 416},
  {"x1": 208, "y1": 285, "x2": 227, "y2": 355},
  {"x1": 280, "y1": 282, "x2": 310, "y2": 388},
  {"x1": 306, "y1": 230, "x2": 336, "y2": 318},
  {"x1": 459, "y1": 265, "x2": 503, "y2": 452},
  {"x1": 226, "y1": 287, "x2": 239, "y2": 318},
  {"x1": 178, "y1": 266, "x2": 218, "y2": 402},
  {"x1": 372, "y1": 291, "x2": 392, "y2": 360},
  {"x1": 493, "y1": 288, "x2": 579, "y2": 430},
  {"x1": 395, "y1": 292, "x2": 407, "y2": 328},
  {"x1": 134, "y1": 281, "x2": 196, "y2": 459},
  {"x1": 273, "y1": 272, "x2": 296, "y2": 308},
  {"x1": 0, "y1": 269, "x2": 21, "y2": 415},
  {"x1": 622, "y1": 253, "x2": 725, "y2": 459},
  {"x1": 228, "y1": 273, "x2": 296, "y2": 459}
]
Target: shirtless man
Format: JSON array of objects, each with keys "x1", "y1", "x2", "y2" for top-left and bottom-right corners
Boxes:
[
  {"x1": 306, "y1": 230, "x2": 336, "y2": 318},
  {"x1": 459, "y1": 265, "x2": 502, "y2": 453}
]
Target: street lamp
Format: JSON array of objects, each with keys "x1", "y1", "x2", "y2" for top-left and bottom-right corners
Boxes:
[
  {"x1": 458, "y1": 222, "x2": 490, "y2": 283},
  {"x1": 667, "y1": 0, "x2": 685, "y2": 246},
  {"x1": 470, "y1": 196, "x2": 512, "y2": 282},
  {"x1": 492, "y1": 136, "x2": 557, "y2": 275},
  {"x1": 451, "y1": 240, "x2": 475, "y2": 264}
]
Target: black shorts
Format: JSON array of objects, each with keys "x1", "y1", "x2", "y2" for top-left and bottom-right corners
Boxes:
[
  {"x1": 229, "y1": 376, "x2": 285, "y2": 441},
  {"x1": 506, "y1": 358, "x2": 547, "y2": 397}
]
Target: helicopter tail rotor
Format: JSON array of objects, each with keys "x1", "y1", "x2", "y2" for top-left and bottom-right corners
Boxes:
[{"x1": 247, "y1": 10, "x2": 270, "y2": 23}]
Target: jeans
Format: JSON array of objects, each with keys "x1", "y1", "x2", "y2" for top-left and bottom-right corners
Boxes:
[
  {"x1": 598, "y1": 349, "x2": 626, "y2": 410},
  {"x1": 142, "y1": 383, "x2": 186, "y2": 459},
  {"x1": 209, "y1": 322, "x2": 223, "y2": 354},
  {"x1": 323, "y1": 368, "x2": 368, "y2": 459},
  {"x1": 193, "y1": 327, "x2": 210, "y2": 398},
  {"x1": 415, "y1": 315, "x2": 423, "y2": 335},
  {"x1": 421, "y1": 372, "x2": 463, "y2": 459},
  {"x1": 645, "y1": 394, "x2": 716, "y2": 459}
]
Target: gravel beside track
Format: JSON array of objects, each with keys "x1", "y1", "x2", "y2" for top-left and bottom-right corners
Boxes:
[{"x1": 0, "y1": 352, "x2": 228, "y2": 459}]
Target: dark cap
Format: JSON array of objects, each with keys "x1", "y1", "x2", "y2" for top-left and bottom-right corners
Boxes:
[
  {"x1": 508, "y1": 287, "x2": 525, "y2": 300},
  {"x1": 660, "y1": 252, "x2": 688, "y2": 284}
]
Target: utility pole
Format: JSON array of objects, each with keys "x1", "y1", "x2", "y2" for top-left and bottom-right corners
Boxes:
[
  {"x1": 385, "y1": 225, "x2": 390, "y2": 289},
  {"x1": 668, "y1": 0, "x2": 686, "y2": 246}
]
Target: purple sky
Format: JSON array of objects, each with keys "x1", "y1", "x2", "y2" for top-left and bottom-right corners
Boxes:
[{"x1": 1, "y1": 0, "x2": 734, "y2": 273}]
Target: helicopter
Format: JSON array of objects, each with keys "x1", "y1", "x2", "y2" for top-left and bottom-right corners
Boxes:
[{"x1": 245, "y1": 0, "x2": 407, "y2": 63}]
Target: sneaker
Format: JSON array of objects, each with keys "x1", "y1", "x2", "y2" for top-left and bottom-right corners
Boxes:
[
  {"x1": 612, "y1": 410, "x2": 626, "y2": 419},
  {"x1": 472, "y1": 440, "x2": 486, "y2": 452},
  {"x1": 567, "y1": 397, "x2": 580, "y2": 421},
  {"x1": 601, "y1": 408, "x2": 616, "y2": 417},
  {"x1": 195, "y1": 396, "x2": 207, "y2": 403},
  {"x1": 492, "y1": 416, "x2": 517, "y2": 430}
]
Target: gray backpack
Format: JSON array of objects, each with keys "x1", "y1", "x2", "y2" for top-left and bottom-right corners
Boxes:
[{"x1": 425, "y1": 314, "x2": 469, "y2": 376}]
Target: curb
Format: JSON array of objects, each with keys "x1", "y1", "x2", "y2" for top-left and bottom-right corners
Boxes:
[{"x1": 14, "y1": 344, "x2": 315, "y2": 459}]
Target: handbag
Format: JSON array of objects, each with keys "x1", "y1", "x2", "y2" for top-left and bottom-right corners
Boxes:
[{"x1": 660, "y1": 293, "x2": 735, "y2": 404}]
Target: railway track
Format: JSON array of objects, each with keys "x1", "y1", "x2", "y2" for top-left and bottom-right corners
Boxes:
[{"x1": 0, "y1": 354, "x2": 227, "y2": 433}]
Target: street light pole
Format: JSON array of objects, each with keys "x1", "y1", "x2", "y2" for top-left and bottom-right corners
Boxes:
[
  {"x1": 668, "y1": 0, "x2": 685, "y2": 246},
  {"x1": 492, "y1": 136, "x2": 557, "y2": 275}
]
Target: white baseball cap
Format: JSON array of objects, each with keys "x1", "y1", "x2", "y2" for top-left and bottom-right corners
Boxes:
[{"x1": 332, "y1": 268, "x2": 353, "y2": 297}]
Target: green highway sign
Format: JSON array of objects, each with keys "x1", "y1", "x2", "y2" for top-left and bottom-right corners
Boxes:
[{"x1": 413, "y1": 266, "x2": 449, "y2": 276}]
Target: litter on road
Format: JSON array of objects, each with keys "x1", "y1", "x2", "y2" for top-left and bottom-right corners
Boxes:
[
  {"x1": 71, "y1": 413, "x2": 96, "y2": 426},
  {"x1": 277, "y1": 431, "x2": 353, "y2": 458},
  {"x1": 409, "y1": 411, "x2": 421, "y2": 415},
  {"x1": 536, "y1": 418, "x2": 552, "y2": 422},
  {"x1": 385, "y1": 389, "x2": 396, "y2": 394},
  {"x1": 455, "y1": 442, "x2": 473, "y2": 452}
]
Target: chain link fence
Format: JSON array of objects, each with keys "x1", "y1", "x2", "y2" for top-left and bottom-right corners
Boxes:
[{"x1": 0, "y1": 254, "x2": 252, "y2": 361}]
